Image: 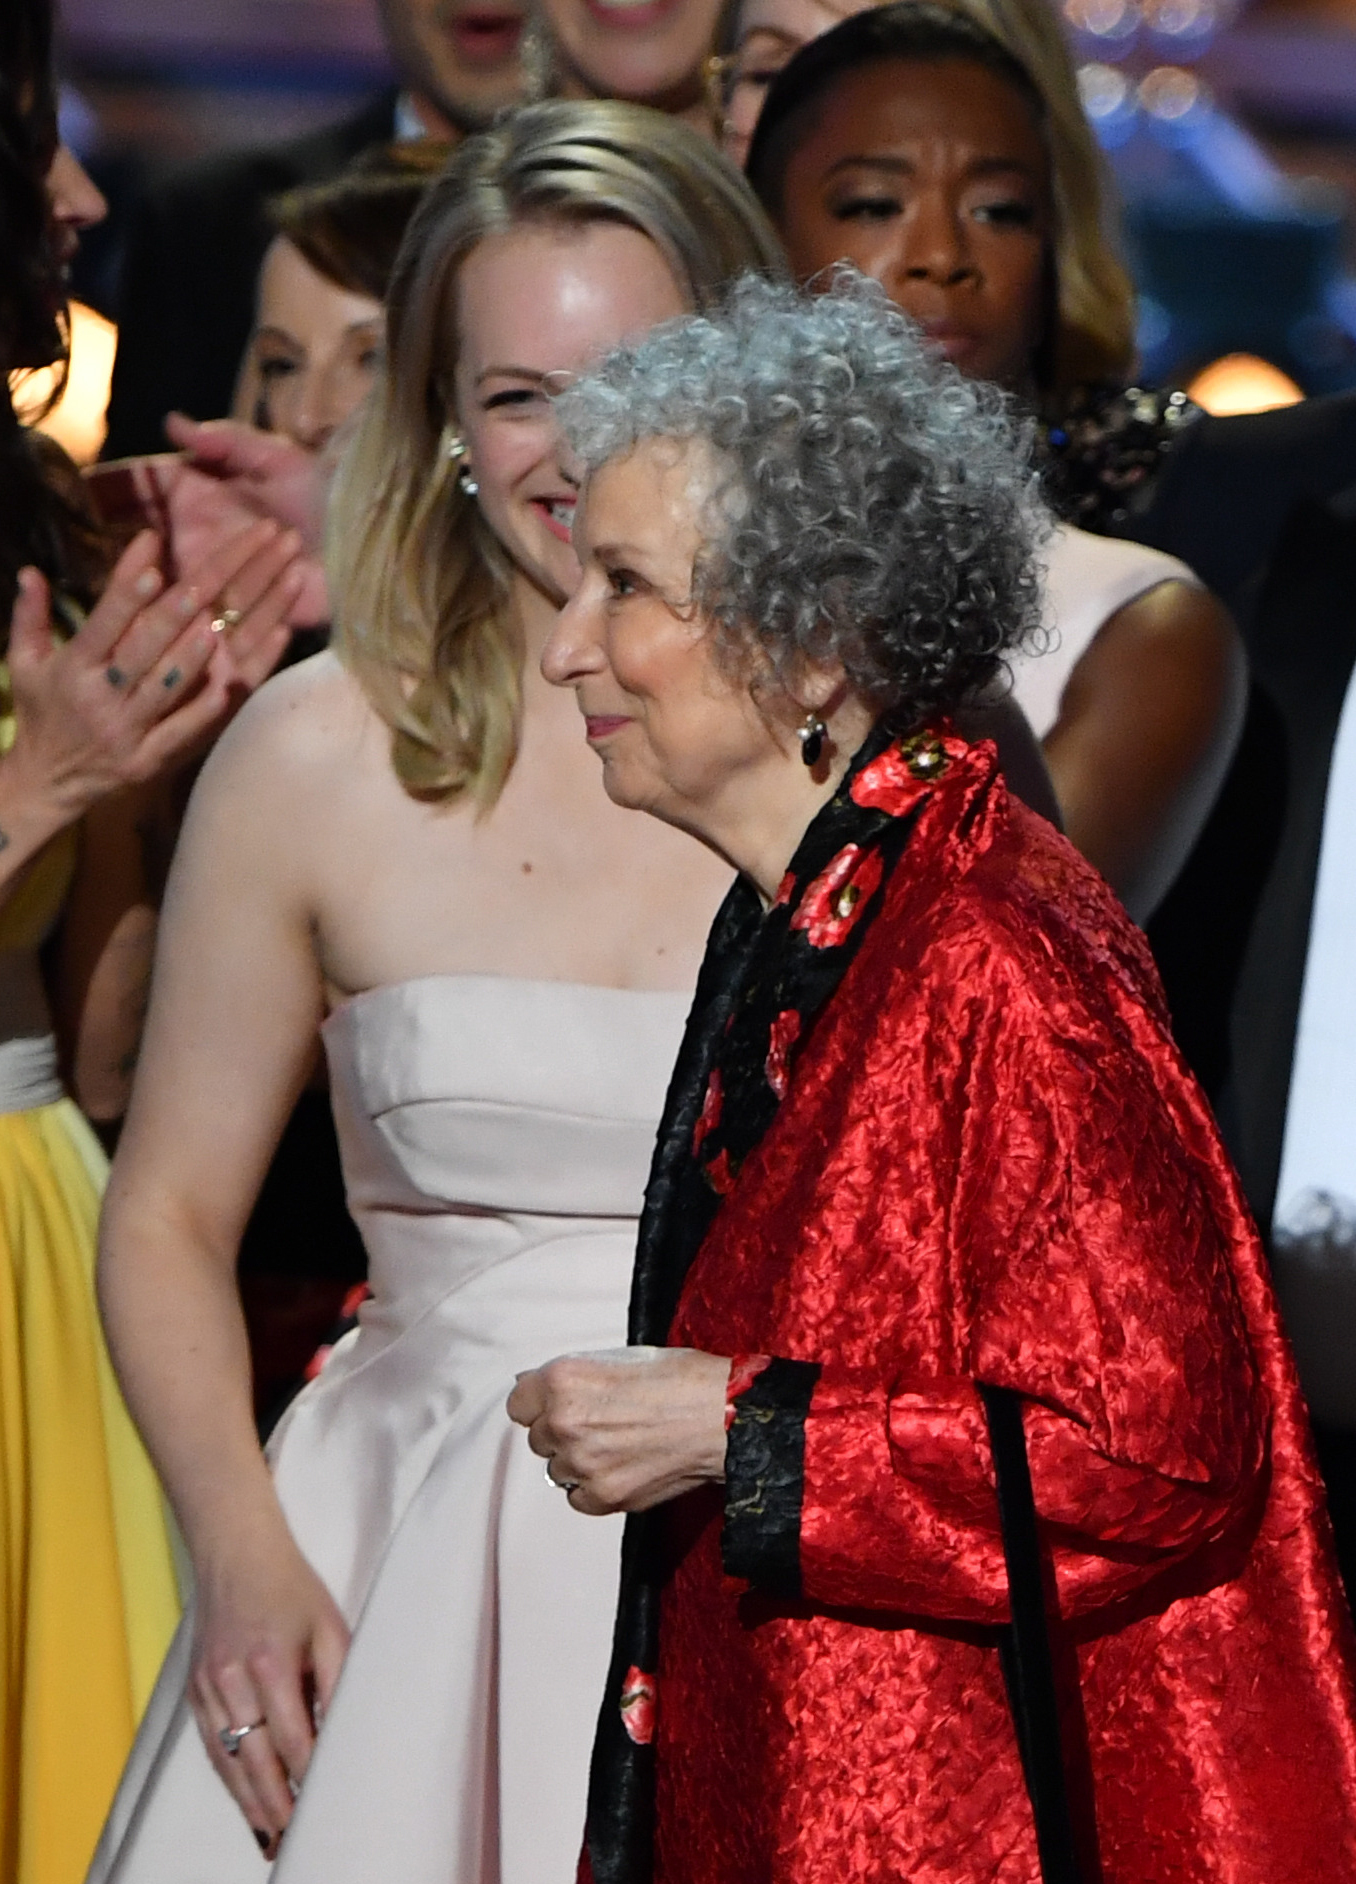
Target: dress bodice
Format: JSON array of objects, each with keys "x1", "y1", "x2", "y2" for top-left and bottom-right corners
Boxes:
[
  {"x1": 321, "y1": 975, "x2": 690, "y2": 1317},
  {"x1": 323, "y1": 974, "x2": 690, "y2": 1216}
]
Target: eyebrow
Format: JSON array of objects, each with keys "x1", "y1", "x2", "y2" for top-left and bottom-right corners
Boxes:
[
  {"x1": 473, "y1": 365, "x2": 549, "y2": 387},
  {"x1": 823, "y1": 153, "x2": 1038, "y2": 182}
]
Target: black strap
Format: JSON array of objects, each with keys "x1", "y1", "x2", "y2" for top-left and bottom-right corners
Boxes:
[{"x1": 980, "y1": 1384, "x2": 1084, "y2": 1884}]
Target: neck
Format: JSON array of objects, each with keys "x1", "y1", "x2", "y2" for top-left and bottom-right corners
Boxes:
[{"x1": 694, "y1": 705, "x2": 877, "y2": 905}]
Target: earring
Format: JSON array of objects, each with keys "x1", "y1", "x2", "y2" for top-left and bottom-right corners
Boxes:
[
  {"x1": 440, "y1": 426, "x2": 479, "y2": 498},
  {"x1": 797, "y1": 711, "x2": 828, "y2": 768}
]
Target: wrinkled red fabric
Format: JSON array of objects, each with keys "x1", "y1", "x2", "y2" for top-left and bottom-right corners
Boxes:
[{"x1": 659, "y1": 741, "x2": 1356, "y2": 1884}]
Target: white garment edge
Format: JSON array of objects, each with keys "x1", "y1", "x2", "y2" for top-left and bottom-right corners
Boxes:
[{"x1": 1272, "y1": 666, "x2": 1356, "y2": 1428}]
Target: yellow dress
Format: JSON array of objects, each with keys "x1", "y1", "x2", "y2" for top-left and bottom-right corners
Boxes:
[{"x1": 0, "y1": 717, "x2": 180, "y2": 1884}]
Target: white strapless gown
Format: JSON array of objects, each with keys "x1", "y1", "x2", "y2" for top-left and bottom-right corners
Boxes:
[{"x1": 88, "y1": 975, "x2": 691, "y2": 1884}]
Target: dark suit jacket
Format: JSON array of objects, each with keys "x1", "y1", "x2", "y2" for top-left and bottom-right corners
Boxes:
[
  {"x1": 1125, "y1": 398, "x2": 1356, "y2": 1230},
  {"x1": 102, "y1": 92, "x2": 399, "y2": 459}
]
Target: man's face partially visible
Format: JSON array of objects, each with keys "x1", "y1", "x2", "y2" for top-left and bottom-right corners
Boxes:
[{"x1": 379, "y1": 0, "x2": 527, "y2": 131}]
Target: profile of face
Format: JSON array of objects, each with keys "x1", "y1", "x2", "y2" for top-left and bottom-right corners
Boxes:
[
  {"x1": 46, "y1": 142, "x2": 106, "y2": 270},
  {"x1": 774, "y1": 58, "x2": 1051, "y2": 388},
  {"x1": 244, "y1": 237, "x2": 384, "y2": 451},
  {"x1": 451, "y1": 221, "x2": 688, "y2": 608},
  {"x1": 543, "y1": 438, "x2": 787, "y2": 837},
  {"x1": 719, "y1": 0, "x2": 876, "y2": 166},
  {"x1": 378, "y1": 0, "x2": 527, "y2": 130},
  {"x1": 539, "y1": 0, "x2": 725, "y2": 111}
]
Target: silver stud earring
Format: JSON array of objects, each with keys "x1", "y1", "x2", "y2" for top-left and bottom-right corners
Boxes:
[
  {"x1": 797, "y1": 711, "x2": 827, "y2": 768},
  {"x1": 440, "y1": 426, "x2": 479, "y2": 498}
]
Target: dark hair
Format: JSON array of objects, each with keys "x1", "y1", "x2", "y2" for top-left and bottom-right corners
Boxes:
[
  {"x1": 267, "y1": 141, "x2": 452, "y2": 304},
  {"x1": 746, "y1": 0, "x2": 1046, "y2": 220},
  {"x1": 0, "y1": 0, "x2": 107, "y2": 628}
]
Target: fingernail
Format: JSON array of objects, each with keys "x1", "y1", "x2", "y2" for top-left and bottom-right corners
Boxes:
[
  {"x1": 254, "y1": 1829, "x2": 271, "y2": 1851},
  {"x1": 134, "y1": 569, "x2": 160, "y2": 599}
]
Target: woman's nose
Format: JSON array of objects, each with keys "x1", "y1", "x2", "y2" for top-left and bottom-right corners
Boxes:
[
  {"x1": 897, "y1": 196, "x2": 973, "y2": 288},
  {"x1": 289, "y1": 368, "x2": 343, "y2": 453},
  {"x1": 47, "y1": 145, "x2": 107, "y2": 235},
  {"x1": 541, "y1": 581, "x2": 606, "y2": 688}
]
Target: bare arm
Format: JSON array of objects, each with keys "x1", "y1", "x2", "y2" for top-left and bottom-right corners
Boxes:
[
  {"x1": 97, "y1": 672, "x2": 350, "y2": 1854},
  {"x1": 1043, "y1": 581, "x2": 1246, "y2": 924}
]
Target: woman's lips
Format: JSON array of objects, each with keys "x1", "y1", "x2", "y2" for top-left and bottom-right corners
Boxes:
[
  {"x1": 585, "y1": 714, "x2": 632, "y2": 741},
  {"x1": 532, "y1": 498, "x2": 576, "y2": 545},
  {"x1": 449, "y1": 11, "x2": 525, "y2": 65},
  {"x1": 917, "y1": 324, "x2": 983, "y2": 368},
  {"x1": 582, "y1": 0, "x2": 685, "y2": 28}
]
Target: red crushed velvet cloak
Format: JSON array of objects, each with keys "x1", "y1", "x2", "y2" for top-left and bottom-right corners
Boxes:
[{"x1": 656, "y1": 738, "x2": 1356, "y2": 1883}]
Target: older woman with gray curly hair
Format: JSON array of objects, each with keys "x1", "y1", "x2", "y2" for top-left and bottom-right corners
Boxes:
[{"x1": 510, "y1": 274, "x2": 1356, "y2": 1884}]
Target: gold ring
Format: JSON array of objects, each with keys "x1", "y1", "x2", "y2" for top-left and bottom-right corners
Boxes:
[{"x1": 210, "y1": 607, "x2": 243, "y2": 634}]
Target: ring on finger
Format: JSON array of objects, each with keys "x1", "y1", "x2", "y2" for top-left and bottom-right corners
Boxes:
[
  {"x1": 210, "y1": 606, "x2": 244, "y2": 635},
  {"x1": 219, "y1": 1719, "x2": 266, "y2": 1758}
]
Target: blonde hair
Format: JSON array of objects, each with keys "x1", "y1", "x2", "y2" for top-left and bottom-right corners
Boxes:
[
  {"x1": 327, "y1": 100, "x2": 786, "y2": 807},
  {"x1": 957, "y1": 0, "x2": 1136, "y2": 394},
  {"x1": 742, "y1": 0, "x2": 1136, "y2": 401}
]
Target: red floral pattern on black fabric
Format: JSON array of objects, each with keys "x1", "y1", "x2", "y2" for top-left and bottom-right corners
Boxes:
[
  {"x1": 691, "y1": 1070, "x2": 722, "y2": 1157},
  {"x1": 764, "y1": 1010, "x2": 802, "y2": 1100},
  {"x1": 850, "y1": 728, "x2": 969, "y2": 817},
  {"x1": 619, "y1": 1667, "x2": 657, "y2": 1745},
  {"x1": 790, "y1": 845, "x2": 884, "y2": 950}
]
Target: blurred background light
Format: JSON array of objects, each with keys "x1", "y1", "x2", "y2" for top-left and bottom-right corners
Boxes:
[
  {"x1": 11, "y1": 303, "x2": 118, "y2": 465},
  {"x1": 1185, "y1": 350, "x2": 1306, "y2": 410}
]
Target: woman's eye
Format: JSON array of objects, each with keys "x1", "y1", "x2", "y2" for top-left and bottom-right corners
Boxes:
[
  {"x1": 972, "y1": 199, "x2": 1037, "y2": 229},
  {"x1": 606, "y1": 567, "x2": 641, "y2": 599},
  {"x1": 257, "y1": 355, "x2": 299, "y2": 382},
  {"x1": 483, "y1": 388, "x2": 547, "y2": 412},
  {"x1": 830, "y1": 193, "x2": 903, "y2": 224}
]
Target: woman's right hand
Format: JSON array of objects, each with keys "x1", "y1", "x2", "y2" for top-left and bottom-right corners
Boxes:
[
  {"x1": 190, "y1": 1528, "x2": 351, "y2": 1856},
  {"x1": 4, "y1": 518, "x2": 303, "y2": 832}
]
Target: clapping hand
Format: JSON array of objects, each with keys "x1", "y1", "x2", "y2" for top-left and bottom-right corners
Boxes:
[
  {"x1": 86, "y1": 413, "x2": 332, "y2": 628},
  {"x1": 7, "y1": 519, "x2": 304, "y2": 822}
]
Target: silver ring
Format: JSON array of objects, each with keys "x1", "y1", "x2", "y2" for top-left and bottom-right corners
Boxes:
[
  {"x1": 219, "y1": 1719, "x2": 265, "y2": 1757},
  {"x1": 545, "y1": 1460, "x2": 580, "y2": 1493}
]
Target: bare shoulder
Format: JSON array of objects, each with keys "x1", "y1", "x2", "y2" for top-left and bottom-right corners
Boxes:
[
  {"x1": 194, "y1": 649, "x2": 385, "y2": 808},
  {"x1": 1079, "y1": 580, "x2": 1237, "y2": 689}
]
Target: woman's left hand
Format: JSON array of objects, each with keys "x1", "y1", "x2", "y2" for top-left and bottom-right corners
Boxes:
[{"x1": 508, "y1": 1348, "x2": 731, "y2": 1515}]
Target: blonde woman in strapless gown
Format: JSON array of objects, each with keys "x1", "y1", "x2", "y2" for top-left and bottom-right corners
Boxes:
[{"x1": 87, "y1": 108, "x2": 778, "y2": 1882}]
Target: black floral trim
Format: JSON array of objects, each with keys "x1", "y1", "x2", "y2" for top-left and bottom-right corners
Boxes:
[{"x1": 722, "y1": 1357, "x2": 822, "y2": 1597}]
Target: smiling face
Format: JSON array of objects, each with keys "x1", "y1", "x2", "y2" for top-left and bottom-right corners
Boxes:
[
  {"x1": 719, "y1": 0, "x2": 877, "y2": 166},
  {"x1": 540, "y1": 0, "x2": 725, "y2": 111},
  {"x1": 246, "y1": 237, "x2": 384, "y2": 450},
  {"x1": 542, "y1": 437, "x2": 783, "y2": 836},
  {"x1": 378, "y1": 0, "x2": 527, "y2": 130},
  {"x1": 452, "y1": 221, "x2": 688, "y2": 609},
  {"x1": 774, "y1": 57, "x2": 1051, "y2": 389}
]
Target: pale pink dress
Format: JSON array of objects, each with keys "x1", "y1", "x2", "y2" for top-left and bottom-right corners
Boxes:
[{"x1": 87, "y1": 976, "x2": 690, "y2": 1884}]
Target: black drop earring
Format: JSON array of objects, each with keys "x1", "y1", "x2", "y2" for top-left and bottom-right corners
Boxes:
[{"x1": 797, "y1": 711, "x2": 827, "y2": 768}]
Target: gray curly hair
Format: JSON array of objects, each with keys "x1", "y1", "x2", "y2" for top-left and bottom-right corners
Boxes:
[{"x1": 554, "y1": 270, "x2": 1049, "y2": 723}]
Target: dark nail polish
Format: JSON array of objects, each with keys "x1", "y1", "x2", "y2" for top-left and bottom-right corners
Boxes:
[{"x1": 255, "y1": 1829, "x2": 271, "y2": 1852}]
